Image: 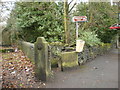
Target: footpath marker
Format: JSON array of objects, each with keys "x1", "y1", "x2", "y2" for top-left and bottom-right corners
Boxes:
[
  {"x1": 76, "y1": 39, "x2": 85, "y2": 52},
  {"x1": 72, "y1": 16, "x2": 87, "y2": 52},
  {"x1": 72, "y1": 16, "x2": 88, "y2": 39}
]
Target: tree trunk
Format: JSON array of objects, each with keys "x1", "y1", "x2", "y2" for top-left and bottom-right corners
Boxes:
[{"x1": 64, "y1": 0, "x2": 69, "y2": 44}]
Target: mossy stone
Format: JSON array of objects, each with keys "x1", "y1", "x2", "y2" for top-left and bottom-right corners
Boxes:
[
  {"x1": 60, "y1": 51, "x2": 78, "y2": 70},
  {"x1": 34, "y1": 37, "x2": 51, "y2": 81}
]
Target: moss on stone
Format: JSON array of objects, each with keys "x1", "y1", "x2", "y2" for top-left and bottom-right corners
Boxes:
[
  {"x1": 49, "y1": 42, "x2": 64, "y2": 46},
  {"x1": 51, "y1": 58, "x2": 58, "y2": 67},
  {"x1": 62, "y1": 61, "x2": 78, "y2": 67},
  {"x1": 34, "y1": 37, "x2": 51, "y2": 81},
  {"x1": 18, "y1": 41, "x2": 34, "y2": 63},
  {"x1": 61, "y1": 51, "x2": 78, "y2": 69}
]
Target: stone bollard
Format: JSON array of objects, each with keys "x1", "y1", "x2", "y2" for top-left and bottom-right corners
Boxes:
[{"x1": 34, "y1": 37, "x2": 51, "y2": 81}]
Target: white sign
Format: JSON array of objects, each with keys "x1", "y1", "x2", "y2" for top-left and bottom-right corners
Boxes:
[
  {"x1": 76, "y1": 40, "x2": 85, "y2": 52},
  {"x1": 72, "y1": 16, "x2": 87, "y2": 22}
]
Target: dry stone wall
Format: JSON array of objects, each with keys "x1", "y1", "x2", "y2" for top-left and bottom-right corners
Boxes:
[
  {"x1": 18, "y1": 37, "x2": 115, "y2": 81},
  {"x1": 18, "y1": 41, "x2": 34, "y2": 63}
]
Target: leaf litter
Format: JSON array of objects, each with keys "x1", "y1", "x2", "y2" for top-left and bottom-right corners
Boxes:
[{"x1": 1, "y1": 46, "x2": 46, "y2": 88}]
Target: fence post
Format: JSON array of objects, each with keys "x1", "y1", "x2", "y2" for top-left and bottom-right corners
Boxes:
[{"x1": 34, "y1": 37, "x2": 51, "y2": 81}]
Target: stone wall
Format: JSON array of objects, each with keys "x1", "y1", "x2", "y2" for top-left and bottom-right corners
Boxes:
[
  {"x1": 60, "y1": 51, "x2": 78, "y2": 71},
  {"x1": 18, "y1": 38, "x2": 51, "y2": 81},
  {"x1": 18, "y1": 39, "x2": 114, "y2": 70},
  {"x1": 78, "y1": 43, "x2": 113, "y2": 65},
  {"x1": 2, "y1": 29, "x2": 12, "y2": 46},
  {"x1": 18, "y1": 41, "x2": 35, "y2": 63},
  {"x1": 48, "y1": 42, "x2": 64, "y2": 68},
  {"x1": 48, "y1": 43, "x2": 78, "y2": 71},
  {"x1": 49, "y1": 42, "x2": 114, "y2": 71},
  {"x1": 17, "y1": 37, "x2": 115, "y2": 81},
  {"x1": 18, "y1": 40, "x2": 64, "y2": 68}
]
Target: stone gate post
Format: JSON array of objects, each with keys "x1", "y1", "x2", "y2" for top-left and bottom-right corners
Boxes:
[{"x1": 34, "y1": 37, "x2": 51, "y2": 81}]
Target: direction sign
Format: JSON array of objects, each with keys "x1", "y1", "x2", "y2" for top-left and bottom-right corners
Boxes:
[{"x1": 72, "y1": 16, "x2": 87, "y2": 22}]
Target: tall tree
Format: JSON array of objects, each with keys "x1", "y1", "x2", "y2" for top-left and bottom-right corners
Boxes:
[
  {"x1": 64, "y1": 0, "x2": 68, "y2": 44},
  {"x1": 64, "y1": 0, "x2": 76, "y2": 44},
  {"x1": 5, "y1": 2, "x2": 64, "y2": 43},
  {"x1": 74, "y1": 2, "x2": 118, "y2": 43}
]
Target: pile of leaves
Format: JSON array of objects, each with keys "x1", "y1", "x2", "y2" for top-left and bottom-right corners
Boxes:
[{"x1": 1, "y1": 46, "x2": 46, "y2": 88}]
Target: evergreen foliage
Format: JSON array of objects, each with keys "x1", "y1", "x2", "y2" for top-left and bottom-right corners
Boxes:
[
  {"x1": 3, "y1": 2, "x2": 118, "y2": 46},
  {"x1": 74, "y1": 2, "x2": 118, "y2": 44},
  {"x1": 8, "y1": 2, "x2": 64, "y2": 43}
]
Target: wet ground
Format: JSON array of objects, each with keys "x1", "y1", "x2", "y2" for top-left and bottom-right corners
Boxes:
[{"x1": 46, "y1": 49, "x2": 118, "y2": 88}]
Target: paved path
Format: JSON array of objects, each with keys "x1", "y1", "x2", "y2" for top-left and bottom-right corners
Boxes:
[{"x1": 46, "y1": 49, "x2": 118, "y2": 88}]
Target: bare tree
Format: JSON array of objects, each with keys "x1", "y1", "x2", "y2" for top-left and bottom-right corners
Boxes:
[{"x1": 64, "y1": 0, "x2": 77, "y2": 44}]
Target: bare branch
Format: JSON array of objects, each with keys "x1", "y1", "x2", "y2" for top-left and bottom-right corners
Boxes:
[
  {"x1": 68, "y1": 0, "x2": 74, "y2": 6},
  {"x1": 68, "y1": 2, "x2": 77, "y2": 13}
]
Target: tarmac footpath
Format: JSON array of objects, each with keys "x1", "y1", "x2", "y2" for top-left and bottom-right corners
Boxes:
[{"x1": 46, "y1": 49, "x2": 118, "y2": 88}]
